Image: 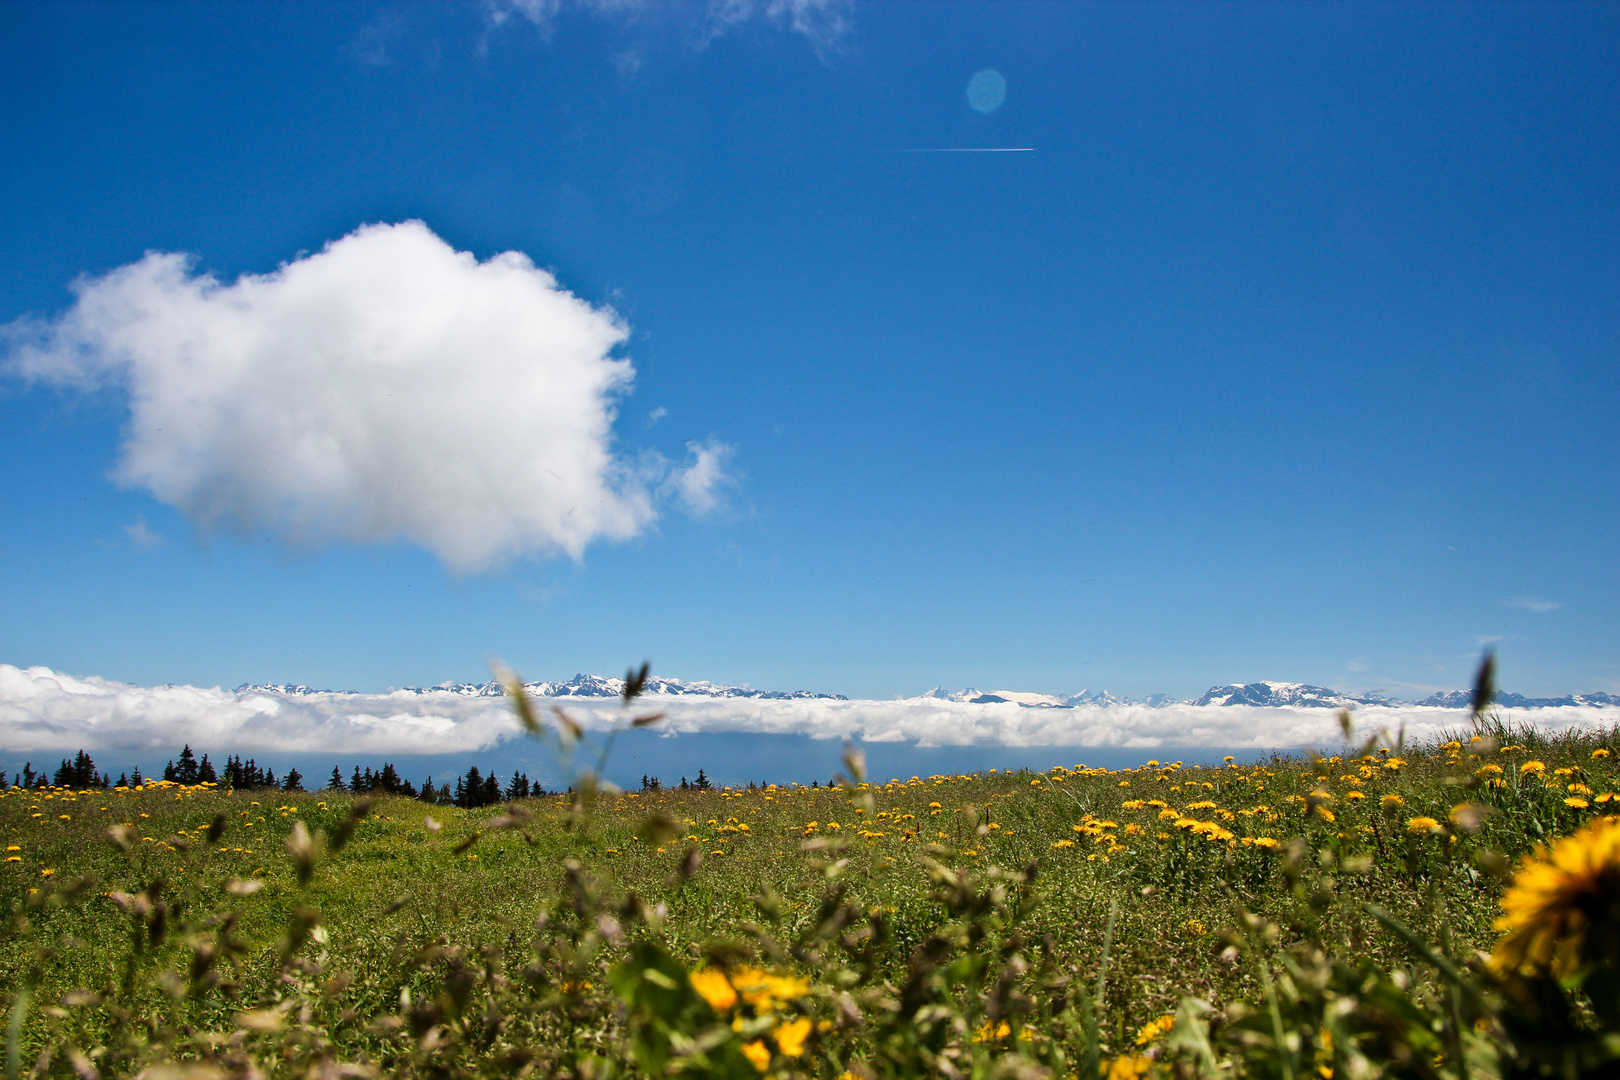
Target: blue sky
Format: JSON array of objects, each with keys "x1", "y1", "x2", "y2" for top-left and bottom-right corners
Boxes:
[{"x1": 1, "y1": 0, "x2": 1616, "y2": 703}]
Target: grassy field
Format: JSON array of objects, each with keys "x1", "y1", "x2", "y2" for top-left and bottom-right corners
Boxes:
[{"x1": 4, "y1": 712, "x2": 1619, "y2": 1079}]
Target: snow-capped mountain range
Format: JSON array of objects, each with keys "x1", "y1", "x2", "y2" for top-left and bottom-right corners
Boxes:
[
  {"x1": 232, "y1": 675, "x2": 1619, "y2": 710},
  {"x1": 235, "y1": 673, "x2": 847, "y2": 702}
]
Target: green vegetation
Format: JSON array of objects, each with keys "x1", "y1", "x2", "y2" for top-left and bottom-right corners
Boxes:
[{"x1": 4, "y1": 675, "x2": 1620, "y2": 1079}]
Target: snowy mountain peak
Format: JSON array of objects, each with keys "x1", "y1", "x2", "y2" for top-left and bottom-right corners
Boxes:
[{"x1": 1193, "y1": 682, "x2": 1364, "y2": 708}]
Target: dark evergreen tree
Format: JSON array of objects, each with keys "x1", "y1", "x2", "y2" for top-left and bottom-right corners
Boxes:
[
  {"x1": 694, "y1": 769, "x2": 711, "y2": 792},
  {"x1": 54, "y1": 750, "x2": 104, "y2": 789},
  {"x1": 116, "y1": 772, "x2": 128, "y2": 789},
  {"x1": 351, "y1": 766, "x2": 364, "y2": 793},
  {"x1": 328, "y1": 767, "x2": 346, "y2": 792},
  {"x1": 198, "y1": 754, "x2": 217, "y2": 784},
  {"x1": 170, "y1": 745, "x2": 199, "y2": 785},
  {"x1": 130, "y1": 766, "x2": 144, "y2": 787},
  {"x1": 680, "y1": 776, "x2": 689, "y2": 790},
  {"x1": 282, "y1": 768, "x2": 304, "y2": 792},
  {"x1": 264, "y1": 768, "x2": 275, "y2": 788},
  {"x1": 481, "y1": 773, "x2": 500, "y2": 806},
  {"x1": 454, "y1": 773, "x2": 467, "y2": 806},
  {"x1": 162, "y1": 761, "x2": 177, "y2": 782},
  {"x1": 419, "y1": 775, "x2": 437, "y2": 804},
  {"x1": 506, "y1": 772, "x2": 531, "y2": 800},
  {"x1": 0, "y1": 772, "x2": 7, "y2": 791},
  {"x1": 437, "y1": 782, "x2": 451, "y2": 803}
]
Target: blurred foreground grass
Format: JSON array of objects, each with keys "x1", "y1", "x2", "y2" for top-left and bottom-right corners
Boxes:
[{"x1": 4, "y1": 702, "x2": 1620, "y2": 1079}]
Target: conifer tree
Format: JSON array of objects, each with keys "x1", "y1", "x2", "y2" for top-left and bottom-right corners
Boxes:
[
  {"x1": 328, "y1": 766, "x2": 346, "y2": 792},
  {"x1": 282, "y1": 768, "x2": 304, "y2": 792}
]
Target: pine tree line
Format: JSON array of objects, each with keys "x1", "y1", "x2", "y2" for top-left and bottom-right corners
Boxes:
[
  {"x1": 323, "y1": 763, "x2": 542, "y2": 808},
  {"x1": 1, "y1": 747, "x2": 547, "y2": 807}
]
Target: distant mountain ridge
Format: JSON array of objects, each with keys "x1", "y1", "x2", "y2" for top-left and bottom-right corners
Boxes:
[
  {"x1": 232, "y1": 675, "x2": 1618, "y2": 709},
  {"x1": 236, "y1": 673, "x2": 847, "y2": 701}
]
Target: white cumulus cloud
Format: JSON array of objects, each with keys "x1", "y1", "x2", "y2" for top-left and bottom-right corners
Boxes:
[{"x1": 5, "y1": 221, "x2": 731, "y2": 572}]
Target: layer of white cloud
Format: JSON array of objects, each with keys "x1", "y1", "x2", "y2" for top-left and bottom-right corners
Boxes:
[
  {"x1": 5, "y1": 221, "x2": 731, "y2": 572},
  {"x1": 4, "y1": 664, "x2": 1614, "y2": 758},
  {"x1": 1506, "y1": 596, "x2": 1560, "y2": 613}
]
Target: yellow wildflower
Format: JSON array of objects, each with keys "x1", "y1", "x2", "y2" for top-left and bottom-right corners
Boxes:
[
  {"x1": 774, "y1": 1017, "x2": 812, "y2": 1057},
  {"x1": 1106, "y1": 1056, "x2": 1154, "y2": 1080},
  {"x1": 1492, "y1": 816, "x2": 1620, "y2": 979},
  {"x1": 1522, "y1": 761, "x2": 1547, "y2": 776},
  {"x1": 1135, "y1": 1014, "x2": 1175, "y2": 1046},
  {"x1": 689, "y1": 969, "x2": 738, "y2": 1012},
  {"x1": 740, "y1": 1040, "x2": 771, "y2": 1072},
  {"x1": 1407, "y1": 816, "x2": 1443, "y2": 834}
]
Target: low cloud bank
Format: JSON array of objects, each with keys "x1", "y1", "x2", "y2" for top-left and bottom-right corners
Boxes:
[{"x1": 4, "y1": 665, "x2": 1616, "y2": 759}]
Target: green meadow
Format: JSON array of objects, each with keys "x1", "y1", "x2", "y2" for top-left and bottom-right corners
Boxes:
[{"x1": 3, "y1": 712, "x2": 1619, "y2": 1079}]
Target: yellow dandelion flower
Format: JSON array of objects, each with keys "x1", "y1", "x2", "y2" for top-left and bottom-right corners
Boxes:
[
  {"x1": 5, "y1": 845, "x2": 18, "y2": 851},
  {"x1": 40, "y1": 868, "x2": 54, "y2": 877},
  {"x1": 689, "y1": 970, "x2": 738, "y2": 1012},
  {"x1": 1594, "y1": 749, "x2": 1611, "y2": 760},
  {"x1": 740, "y1": 1040, "x2": 770, "y2": 1072},
  {"x1": 1253, "y1": 837, "x2": 1280, "y2": 849},
  {"x1": 1492, "y1": 816, "x2": 1620, "y2": 980},
  {"x1": 774, "y1": 1017, "x2": 812, "y2": 1057},
  {"x1": 1345, "y1": 791, "x2": 1366, "y2": 801},
  {"x1": 1381, "y1": 794, "x2": 1405, "y2": 810},
  {"x1": 1566, "y1": 797, "x2": 1590, "y2": 809},
  {"x1": 973, "y1": 1020, "x2": 1013, "y2": 1043},
  {"x1": 1106, "y1": 1056, "x2": 1154, "y2": 1080},
  {"x1": 1522, "y1": 760, "x2": 1547, "y2": 776},
  {"x1": 1135, "y1": 1014, "x2": 1175, "y2": 1046},
  {"x1": 1052, "y1": 839, "x2": 1075, "y2": 849},
  {"x1": 1406, "y1": 816, "x2": 1443, "y2": 834},
  {"x1": 4, "y1": 856, "x2": 18, "y2": 863},
  {"x1": 732, "y1": 968, "x2": 810, "y2": 1013}
]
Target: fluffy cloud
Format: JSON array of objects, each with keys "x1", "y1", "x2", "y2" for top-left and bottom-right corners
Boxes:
[
  {"x1": 6, "y1": 221, "x2": 729, "y2": 572},
  {"x1": 670, "y1": 439, "x2": 734, "y2": 513},
  {"x1": 3, "y1": 664, "x2": 1614, "y2": 758},
  {"x1": 486, "y1": 0, "x2": 854, "y2": 55}
]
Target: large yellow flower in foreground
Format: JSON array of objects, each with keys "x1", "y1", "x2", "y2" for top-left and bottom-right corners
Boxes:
[{"x1": 1492, "y1": 815, "x2": 1620, "y2": 980}]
